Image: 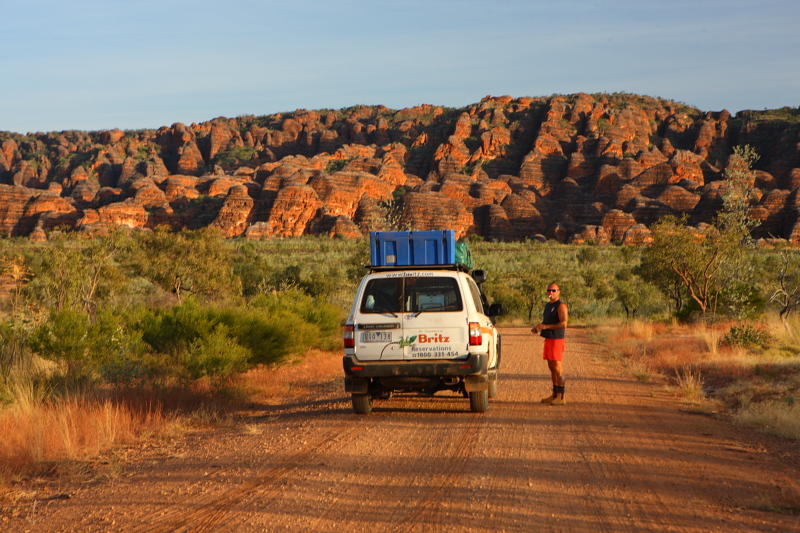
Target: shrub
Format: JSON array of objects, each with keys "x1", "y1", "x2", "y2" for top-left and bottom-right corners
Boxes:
[
  {"x1": 216, "y1": 146, "x2": 257, "y2": 166},
  {"x1": 483, "y1": 280, "x2": 527, "y2": 320},
  {"x1": 249, "y1": 289, "x2": 342, "y2": 351},
  {"x1": 134, "y1": 293, "x2": 343, "y2": 384},
  {"x1": 182, "y1": 324, "x2": 250, "y2": 387},
  {"x1": 211, "y1": 305, "x2": 309, "y2": 365},
  {"x1": 723, "y1": 324, "x2": 773, "y2": 348}
]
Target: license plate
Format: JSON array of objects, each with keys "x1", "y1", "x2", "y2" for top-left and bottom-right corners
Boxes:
[{"x1": 362, "y1": 331, "x2": 392, "y2": 343}]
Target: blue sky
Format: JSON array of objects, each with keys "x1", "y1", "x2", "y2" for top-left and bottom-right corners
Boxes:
[{"x1": 1, "y1": 0, "x2": 798, "y2": 134}]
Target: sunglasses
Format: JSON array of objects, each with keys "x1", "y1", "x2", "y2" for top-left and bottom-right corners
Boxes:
[{"x1": 547, "y1": 289, "x2": 559, "y2": 292}]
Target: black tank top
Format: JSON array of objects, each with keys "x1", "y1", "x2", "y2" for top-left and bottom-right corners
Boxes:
[{"x1": 541, "y1": 300, "x2": 565, "y2": 339}]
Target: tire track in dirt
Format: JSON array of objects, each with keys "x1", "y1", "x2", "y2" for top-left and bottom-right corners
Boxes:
[
  {"x1": 390, "y1": 411, "x2": 483, "y2": 532},
  {"x1": 132, "y1": 411, "x2": 354, "y2": 533},
  {"x1": 298, "y1": 395, "x2": 488, "y2": 532}
]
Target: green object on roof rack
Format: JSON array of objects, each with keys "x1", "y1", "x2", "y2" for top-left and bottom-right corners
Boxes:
[{"x1": 455, "y1": 241, "x2": 473, "y2": 269}]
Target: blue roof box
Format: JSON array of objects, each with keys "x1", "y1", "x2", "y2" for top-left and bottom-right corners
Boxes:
[{"x1": 370, "y1": 230, "x2": 456, "y2": 267}]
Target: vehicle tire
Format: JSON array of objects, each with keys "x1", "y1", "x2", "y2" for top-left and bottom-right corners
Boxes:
[
  {"x1": 352, "y1": 393, "x2": 373, "y2": 414},
  {"x1": 469, "y1": 390, "x2": 489, "y2": 413},
  {"x1": 488, "y1": 376, "x2": 498, "y2": 399}
]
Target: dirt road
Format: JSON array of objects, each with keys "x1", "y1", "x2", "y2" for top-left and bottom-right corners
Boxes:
[{"x1": 6, "y1": 327, "x2": 800, "y2": 532}]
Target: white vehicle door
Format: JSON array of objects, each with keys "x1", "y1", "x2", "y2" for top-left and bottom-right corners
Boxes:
[
  {"x1": 355, "y1": 275, "x2": 404, "y2": 361},
  {"x1": 399, "y1": 274, "x2": 468, "y2": 361}
]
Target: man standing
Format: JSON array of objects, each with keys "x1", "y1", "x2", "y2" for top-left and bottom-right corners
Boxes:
[{"x1": 531, "y1": 283, "x2": 568, "y2": 405}]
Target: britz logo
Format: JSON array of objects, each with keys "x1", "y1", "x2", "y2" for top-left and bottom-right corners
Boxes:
[{"x1": 417, "y1": 333, "x2": 450, "y2": 343}]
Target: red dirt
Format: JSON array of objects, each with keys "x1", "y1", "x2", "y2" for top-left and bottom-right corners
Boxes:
[{"x1": 3, "y1": 326, "x2": 800, "y2": 532}]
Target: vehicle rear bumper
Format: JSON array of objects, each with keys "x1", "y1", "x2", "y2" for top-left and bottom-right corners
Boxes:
[{"x1": 343, "y1": 352, "x2": 488, "y2": 378}]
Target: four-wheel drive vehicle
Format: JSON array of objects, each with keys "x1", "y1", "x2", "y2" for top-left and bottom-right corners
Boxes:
[{"x1": 343, "y1": 230, "x2": 502, "y2": 414}]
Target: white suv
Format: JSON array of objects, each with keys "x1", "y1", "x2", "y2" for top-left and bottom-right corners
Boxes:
[{"x1": 343, "y1": 253, "x2": 502, "y2": 414}]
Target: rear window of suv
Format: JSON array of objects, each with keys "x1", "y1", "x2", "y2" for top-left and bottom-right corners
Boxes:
[{"x1": 361, "y1": 276, "x2": 463, "y2": 313}]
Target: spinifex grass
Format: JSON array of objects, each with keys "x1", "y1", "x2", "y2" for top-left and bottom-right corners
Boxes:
[
  {"x1": 240, "y1": 349, "x2": 342, "y2": 402},
  {"x1": 734, "y1": 402, "x2": 800, "y2": 440},
  {"x1": 601, "y1": 319, "x2": 800, "y2": 440},
  {"x1": 0, "y1": 390, "x2": 167, "y2": 483},
  {"x1": 0, "y1": 377, "x2": 253, "y2": 485},
  {"x1": 0, "y1": 348, "x2": 343, "y2": 487}
]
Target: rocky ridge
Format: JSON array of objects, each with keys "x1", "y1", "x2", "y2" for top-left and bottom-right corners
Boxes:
[{"x1": 1, "y1": 93, "x2": 799, "y2": 244}]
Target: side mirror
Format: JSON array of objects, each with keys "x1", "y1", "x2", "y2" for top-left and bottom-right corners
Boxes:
[
  {"x1": 487, "y1": 303, "x2": 503, "y2": 317},
  {"x1": 472, "y1": 269, "x2": 487, "y2": 284}
]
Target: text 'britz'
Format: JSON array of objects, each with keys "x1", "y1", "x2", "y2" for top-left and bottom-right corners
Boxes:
[{"x1": 417, "y1": 334, "x2": 450, "y2": 343}]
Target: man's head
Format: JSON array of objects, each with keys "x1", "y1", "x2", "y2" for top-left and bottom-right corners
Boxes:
[{"x1": 547, "y1": 283, "x2": 560, "y2": 302}]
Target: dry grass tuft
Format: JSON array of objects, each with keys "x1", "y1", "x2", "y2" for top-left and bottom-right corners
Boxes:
[
  {"x1": 734, "y1": 402, "x2": 800, "y2": 440},
  {"x1": 600, "y1": 319, "x2": 800, "y2": 439},
  {"x1": 674, "y1": 365, "x2": 705, "y2": 401},
  {"x1": 240, "y1": 349, "x2": 342, "y2": 402},
  {"x1": 0, "y1": 392, "x2": 166, "y2": 483}
]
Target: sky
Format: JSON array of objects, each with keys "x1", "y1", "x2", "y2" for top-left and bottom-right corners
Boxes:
[{"x1": 1, "y1": 0, "x2": 798, "y2": 134}]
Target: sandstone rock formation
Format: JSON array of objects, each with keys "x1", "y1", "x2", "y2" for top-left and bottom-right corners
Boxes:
[{"x1": 1, "y1": 94, "x2": 799, "y2": 244}]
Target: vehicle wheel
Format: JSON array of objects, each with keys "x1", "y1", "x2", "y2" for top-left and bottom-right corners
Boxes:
[
  {"x1": 469, "y1": 390, "x2": 489, "y2": 413},
  {"x1": 352, "y1": 393, "x2": 373, "y2": 414},
  {"x1": 488, "y1": 376, "x2": 498, "y2": 399}
]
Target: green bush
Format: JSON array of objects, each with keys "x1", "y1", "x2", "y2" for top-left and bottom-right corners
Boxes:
[
  {"x1": 136, "y1": 300, "x2": 216, "y2": 358},
  {"x1": 723, "y1": 324, "x2": 773, "y2": 348},
  {"x1": 216, "y1": 146, "x2": 257, "y2": 166},
  {"x1": 249, "y1": 289, "x2": 343, "y2": 351},
  {"x1": 26, "y1": 308, "x2": 148, "y2": 388},
  {"x1": 134, "y1": 293, "x2": 343, "y2": 384},
  {"x1": 27, "y1": 309, "x2": 93, "y2": 380},
  {"x1": 182, "y1": 324, "x2": 250, "y2": 386},
  {"x1": 211, "y1": 305, "x2": 308, "y2": 365},
  {"x1": 482, "y1": 280, "x2": 527, "y2": 320}
]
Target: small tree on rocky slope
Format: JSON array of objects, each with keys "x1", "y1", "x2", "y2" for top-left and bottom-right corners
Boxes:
[{"x1": 640, "y1": 146, "x2": 761, "y2": 319}]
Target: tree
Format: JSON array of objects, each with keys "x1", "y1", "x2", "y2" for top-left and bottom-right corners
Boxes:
[
  {"x1": 78, "y1": 228, "x2": 131, "y2": 316},
  {"x1": 635, "y1": 249, "x2": 684, "y2": 311},
  {"x1": 715, "y1": 145, "x2": 762, "y2": 318},
  {"x1": 769, "y1": 250, "x2": 800, "y2": 331},
  {"x1": 520, "y1": 269, "x2": 560, "y2": 321},
  {"x1": 130, "y1": 226, "x2": 240, "y2": 303},
  {"x1": 232, "y1": 242, "x2": 273, "y2": 298},
  {"x1": 26, "y1": 234, "x2": 83, "y2": 313},
  {"x1": 24, "y1": 229, "x2": 130, "y2": 316},
  {"x1": 717, "y1": 145, "x2": 760, "y2": 243},
  {"x1": 639, "y1": 146, "x2": 761, "y2": 319},
  {"x1": 0, "y1": 255, "x2": 33, "y2": 373},
  {"x1": 640, "y1": 217, "x2": 725, "y2": 315},
  {"x1": 611, "y1": 269, "x2": 663, "y2": 319}
]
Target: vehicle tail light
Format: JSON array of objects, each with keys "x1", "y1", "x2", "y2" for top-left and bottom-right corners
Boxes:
[
  {"x1": 469, "y1": 322, "x2": 482, "y2": 346},
  {"x1": 344, "y1": 324, "x2": 355, "y2": 348}
]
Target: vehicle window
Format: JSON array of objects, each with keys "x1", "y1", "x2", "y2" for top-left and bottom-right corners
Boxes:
[
  {"x1": 467, "y1": 278, "x2": 485, "y2": 314},
  {"x1": 361, "y1": 278, "x2": 403, "y2": 313},
  {"x1": 404, "y1": 276, "x2": 462, "y2": 312}
]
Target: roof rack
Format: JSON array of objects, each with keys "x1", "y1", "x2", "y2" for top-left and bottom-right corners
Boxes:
[{"x1": 366, "y1": 263, "x2": 472, "y2": 273}]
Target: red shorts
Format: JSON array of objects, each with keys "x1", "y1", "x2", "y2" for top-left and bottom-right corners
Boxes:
[{"x1": 543, "y1": 338, "x2": 565, "y2": 361}]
